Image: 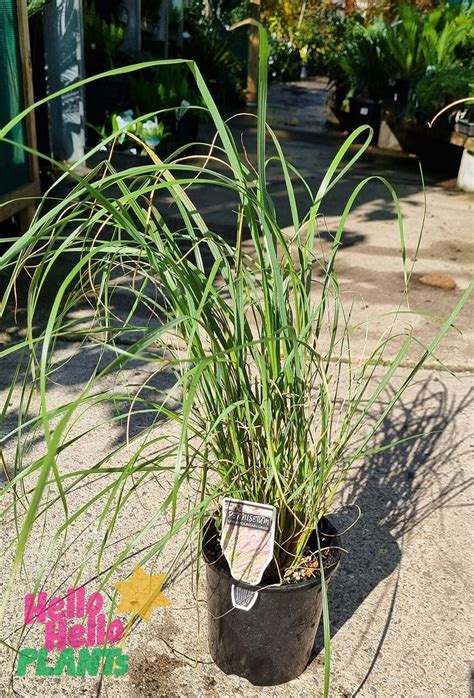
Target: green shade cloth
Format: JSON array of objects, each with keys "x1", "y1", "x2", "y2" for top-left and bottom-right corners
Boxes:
[{"x1": 0, "y1": 0, "x2": 29, "y2": 198}]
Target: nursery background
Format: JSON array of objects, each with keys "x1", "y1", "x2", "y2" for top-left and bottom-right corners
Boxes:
[{"x1": 0, "y1": 0, "x2": 473, "y2": 696}]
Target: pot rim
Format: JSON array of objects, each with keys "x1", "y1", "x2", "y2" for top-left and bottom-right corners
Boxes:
[{"x1": 202, "y1": 515, "x2": 342, "y2": 594}]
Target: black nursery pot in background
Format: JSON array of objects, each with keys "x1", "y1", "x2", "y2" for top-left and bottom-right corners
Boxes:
[
  {"x1": 384, "y1": 79, "x2": 411, "y2": 117},
  {"x1": 349, "y1": 97, "x2": 382, "y2": 141},
  {"x1": 202, "y1": 516, "x2": 342, "y2": 686},
  {"x1": 176, "y1": 112, "x2": 200, "y2": 147}
]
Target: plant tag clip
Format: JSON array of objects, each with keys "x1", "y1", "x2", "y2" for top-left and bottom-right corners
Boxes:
[{"x1": 221, "y1": 497, "x2": 276, "y2": 612}]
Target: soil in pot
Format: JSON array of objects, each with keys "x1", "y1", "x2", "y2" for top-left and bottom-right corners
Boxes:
[{"x1": 202, "y1": 515, "x2": 342, "y2": 686}]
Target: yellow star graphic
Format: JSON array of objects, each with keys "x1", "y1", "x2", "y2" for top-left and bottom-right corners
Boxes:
[{"x1": 113, "y1": 565, "x2": 171, "y2": 622}]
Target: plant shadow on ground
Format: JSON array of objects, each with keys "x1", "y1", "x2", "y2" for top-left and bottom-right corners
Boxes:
[
  {"x1": 17, "y1": 121, "x2": 428, "y2": 269},
  {"x1": 1, "y1": 290, "x2": 472, "y2": 691},
  {"x1": 312, "y1": 376, "x2": 473, "y2": 691},
  {"x1": 0, "y1": 278, "x2": 180, "y2": 483},
  {"x1": 0, "y1": 342, "x2": 179, "y2": 481}
]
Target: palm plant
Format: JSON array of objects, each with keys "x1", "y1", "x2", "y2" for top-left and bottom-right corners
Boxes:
[
  {"x1": 0, "y1": 19, "x2": 472, "y2": 692},
  {"x1": 334, "y1": 20, "x2": 387, "y2": 100},
  {"x1": 420, "y1": 5, "x2": 472, "y2": 68},
  {"x1": 381, "y1": 3, "x2": 472, "y2": 81},
  {"x1": 381, "y1": 3, "x2": 426, "y2": 81}
]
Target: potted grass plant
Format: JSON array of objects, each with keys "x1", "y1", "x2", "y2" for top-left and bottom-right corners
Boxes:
[{"x1": 0, "y1": 20, "x2": 472, "y2": 693}]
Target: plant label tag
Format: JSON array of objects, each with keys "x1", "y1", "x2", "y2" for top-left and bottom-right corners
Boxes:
[{"x1": 221, "y1": 497, "x2": 276, "y2": 612}]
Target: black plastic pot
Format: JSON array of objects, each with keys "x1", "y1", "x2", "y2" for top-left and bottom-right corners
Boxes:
[
  {"x1": 349, "y1": 97, "x2": 382, "y2": 142},
  {"x1": 203, "y1": 516, "x2": 341, "y2": 686},
  {"x1": 384, "y1": 79, "x2": 411, "y2": 117},
  {"x1": 176, "y1": 112, "x2": 200, "y2": 147}
]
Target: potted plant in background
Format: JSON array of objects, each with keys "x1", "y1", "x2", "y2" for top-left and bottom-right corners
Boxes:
[
  {"x1": 183, "y1": 7, "x2": 245, "y2": 103},
  {"x1": 326, "y1": 3, "x2": 472, "y2": 141},
  {"x1": 298, "y1": 44, "x2": 310, "y2": 79},
  {"x1": 0, "y1": 20, "x2": 472, "y2": 693},
  {"x1": 97, "y1": 109, "x2": 168, "y2": 154},
  {"x1": 128, "y1": 64, "x2": 202, "y2": 150},
  {"x1": 83, "y1": 1, "x2": 128, "y2": 131},
  {"x1": 334, "y1": 20, "x2": 387, "y2": 138}
]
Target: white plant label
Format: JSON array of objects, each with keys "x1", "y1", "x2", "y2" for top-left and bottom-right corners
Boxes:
[{"x1": 221, "y1": 497, "x2": 276, "y2": 611}]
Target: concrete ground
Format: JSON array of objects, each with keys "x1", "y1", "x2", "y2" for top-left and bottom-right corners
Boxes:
[{"x1": 0, "y1": 81, "x2": 473, "y2": 696}]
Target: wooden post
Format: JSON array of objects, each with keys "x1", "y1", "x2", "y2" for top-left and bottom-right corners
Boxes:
[
  {"x1": 17, "y1": 0, "x2": 39, "y2": 228},
  {"x1": 246, "y1": 0, "x2": 260, "y2": 105},
  {"x1": 0, "y1": 0, "x2": 41, "y2": 229}
]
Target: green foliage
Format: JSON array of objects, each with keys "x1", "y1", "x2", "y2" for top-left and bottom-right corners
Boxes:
[
  {"x1": 267, "y1": 14, "x2": 301, "y2": 80},
  {"x1": 128, "y1": 65, "x2": 198, "y2": 116},
  {"x1": 265, "y1": 4, "x2": 320, "y2": 79},
  {"x1": 265, "y1": 5, "x2": 380, "y2": 82},
  {"x1": 328, "y1": 3, "x2": 473, "y2": 114},
  {"x1": 101, "y1": 110, "x2": 167, "y2": 149},
  {"x1": 381, "y1": 3, "x2": 425, "y2": 80},
  {"x1": 265, "y1": 3, "x2": 368, "y2": 80},
  {"x1": 311, "y1": 9, "x2": 362, "y2": 67},
  {"x1": 1, "y1": 48, "x2": 470, "y2": 575},
  {"x1": 414, "y1": 62, "x2": 474, "y2": 115},
  {"x1": 128, "y1": 73, "x2": 160, "y2": 116},
  {"x1": 380, "y1": 2, "x2": 472, "y2": 81},
  {"x1": 419, "y1": 5, "x2": 472, "y2": 68},
  {"x1": 84, "y1": 1, "x2": 125, "y2": 70},
  {"x1": 332, "y1": 19, "x2": 388, "y2": 101},
  {"x1": 192, "y1": 0, "x2": 248, "y2": 25},
  {"x1": 183, "y1": 10, "x2": 244, "y2": 96},
  {"x1": 27, "y1": 0, "x2": 50, "y2": 16},
  {"x1": 156, "y1": 66, "x2": 196, "y2": 112}
]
